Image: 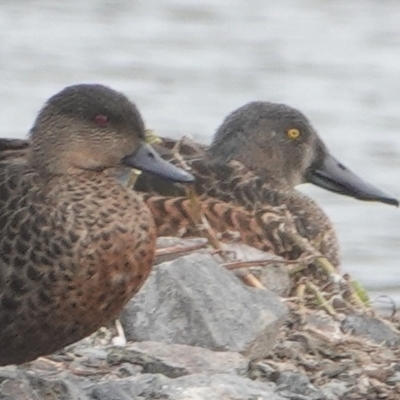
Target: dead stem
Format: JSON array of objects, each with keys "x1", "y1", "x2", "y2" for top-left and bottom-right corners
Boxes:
[
  {"x1": 295, "y1": 282, "x2": 307, "y2": 314},
  {"x1": 171, "y1": 138, "x2": 192, "y2": 171},
  {"x1": 155, "y1": 242, "x2": 208, "y2": 257},
  {"x1": 223, "y1": 255, "x2": 316, "y2": 271},
  {"x1": 185, "y1": 186, "x2": 223, "y2": 251},
  {"x1": 241, "y1": 273, "x2": 265, "y2": 289},
  {"x1": 306, "y1": 281, "x2": 337, "y2": 316}
]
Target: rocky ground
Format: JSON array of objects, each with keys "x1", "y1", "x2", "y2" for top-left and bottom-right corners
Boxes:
[{"x1": 1, "y1": 237, "x2": 400, "y2": 400}]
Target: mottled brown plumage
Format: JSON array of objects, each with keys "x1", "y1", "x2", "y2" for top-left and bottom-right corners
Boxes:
[
  {"x1": 0, "y1": 84, "x2": 193, "y2": 366},
  {"x1": 136, "y1": 103, "x2": 398, "y2": 267}
]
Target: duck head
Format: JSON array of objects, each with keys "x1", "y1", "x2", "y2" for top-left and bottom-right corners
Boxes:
[
  {"x1": 208, "y1": 101, "x2": 398, "y2": 206},
  {"x1": 28, "y1": 84, "x2": 194, "y2": 183}
]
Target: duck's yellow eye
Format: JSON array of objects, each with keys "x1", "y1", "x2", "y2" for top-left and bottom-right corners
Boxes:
[{"x1": 287, "y1": 128, "x2": 300, "y2": 139}]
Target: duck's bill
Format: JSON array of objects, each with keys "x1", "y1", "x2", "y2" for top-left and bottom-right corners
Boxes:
[
  {"x1": 307, "y1": 153, "x2": 399, "y2": 207},
  {"x1": 122, "y1": 143, "x2": 194, "y2": 183}
]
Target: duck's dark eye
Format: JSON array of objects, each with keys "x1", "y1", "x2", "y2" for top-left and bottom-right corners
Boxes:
[{"x1": 93, "y1": 114, "x2": 109, "y2": 126}]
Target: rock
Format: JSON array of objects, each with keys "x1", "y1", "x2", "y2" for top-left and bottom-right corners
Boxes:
[
  {"x1": 107, "y1": 342, "x2": 248, "y2": 378},
  {"x1": 85, "y1": 375, "x2": 156, "y2": 400},
  {"x1": 155, "y1": 237, "x2": 208, "y2": 265},
  {"x1": 341, "y1": 315, "x2": 400, "y2": 347},
  {"x1": 26, "y1": 374, "x2": 85, "y2": 400},
  {"x1": 320, "y1": 380, "x2": 351, "y2": 400},
  {"x1": 239, "y1": 263, "x2": 291, "y2": 297},
  {"x1": 120, "y1": 253, "x2": 287, "y2": 359},
  {"x1": 216, "y1": 240, "x2": 291, "y2": 297},
  {"x1": 155, "y1": 236, "x2": 292, "y2": 297},
  {"x1": 249, "y1": 362, "x2": 325, "y2": 400},
  {"x1": 133, "y1": 373, "x2": 285, "y2": 400},
  {"x1": 248, "y1": 360, "x2": 279, "y2": 382},
  {"x1": 0, "y1": 369, "x2": 291, "y2": 400},
  {"x1": 387, "y1": 371, "x2": 400, "y2": 384},
  {"x1": 82, "y1": 372, "x2": 288, "y2": 400},
  {"x1": 0, "y1": 369, "x2": 87, "y2": 400},
  {"x1": 276, "y1": 371, "x2": 325, "y2": 400}
]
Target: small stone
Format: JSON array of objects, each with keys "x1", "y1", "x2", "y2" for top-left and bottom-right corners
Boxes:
[
  {"x1": 1, "y1": 379, "x2": 36, "y2": 400},
  {"x1": 276, "y1": 371, "x2": 325, "y2": 400},
  {"x1": 26, "y1": 373, "x2": 86, "y2": 400},
  {"x1": 120, "y1": 253, "x2": 287, "y2": 359},
  {"x1": 386, "y1": 371, "x2": 400, "y2": 384},
  {"x1": 87, "y1": 379, "x2": 146, "y2": 400},
  {"x1": 248, "y1": 360, "x2": 280, "y2": 382},
  {"x1": 341, "y1": 315, "x2": 400, "y2": 347},
  {"x1": 320, "y1": 380, "x2": 350, "y2": 400},
  {"x1": 114, "y1": 363, "x2": 144, "y2": 378},
  {"x1": 107, "y1": 342, "x2": 248, "y2": 378},
  {"x1": 364, "y1": 365, "x2": 394, "y2": 382}
]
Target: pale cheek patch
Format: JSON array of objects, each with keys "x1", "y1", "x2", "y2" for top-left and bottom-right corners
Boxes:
[{"x1": 302, "y1": 145, "x2": 314, "y2": 169}]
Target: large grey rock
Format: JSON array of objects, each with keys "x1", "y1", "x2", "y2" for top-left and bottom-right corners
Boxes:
[
  {"x1": 120, "y1": 253, "x2": 287, "y2": 359},
  {"x1": 107, "y1": 341, "x2": 248, "y2": 378}
]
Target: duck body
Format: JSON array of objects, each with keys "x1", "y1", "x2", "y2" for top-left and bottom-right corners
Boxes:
[
  {"x1": 136, "y1": 102, "x2": 398, "y2": 267},
  {"x1": 191, "y1": 159, "x2": 338, "y2": 263},
  {"x1": 0, "y1": 166, "x2": 154, "y2": 365},
  {"x1": 0, "y1": 84, "x2": 193, "y2": 366},
  {"x1": 137, "y1": 148, "x2": 339, "y2": 265}
]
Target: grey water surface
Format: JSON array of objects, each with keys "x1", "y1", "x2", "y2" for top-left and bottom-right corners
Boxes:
[{"x1": 0, "y1": 0, "x2": 399, "y2": 304}]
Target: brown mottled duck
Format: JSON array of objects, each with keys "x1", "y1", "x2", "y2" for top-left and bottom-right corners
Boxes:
[
  {"x1": 134, "y1": 102, "x2": 398, "y2": 267},
  {"x1": 0, "y1": 84, "x2": 193, "y2": 366}
]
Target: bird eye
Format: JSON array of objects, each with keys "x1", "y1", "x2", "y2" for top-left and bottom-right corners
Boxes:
[
  {"x1": 93, "y1": 114, "x2": 109, "y2": 126},
  {"x1": 287, "y1": 128, "x2": 300, "y2": 139}
]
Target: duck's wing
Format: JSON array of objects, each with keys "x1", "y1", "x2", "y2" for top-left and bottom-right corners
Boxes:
[
  {"x1": 143, "y1": 193, "x2": 304, "y2": 260},
  {"x1": 140, "y1": 155, "x2": 340, "y2": 266},
  {"x1": 0, "y1": 157, "x2": 32, "y2": 295}
]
